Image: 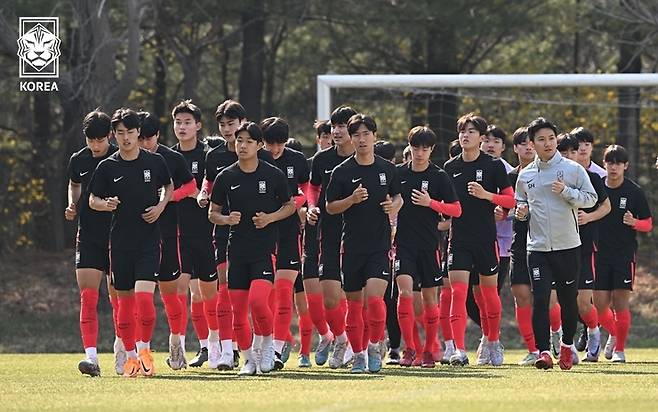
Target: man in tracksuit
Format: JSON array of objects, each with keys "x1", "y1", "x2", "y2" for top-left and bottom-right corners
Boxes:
[{"x1": 515, "y1": 117, "x2": 597, "y2": 371}]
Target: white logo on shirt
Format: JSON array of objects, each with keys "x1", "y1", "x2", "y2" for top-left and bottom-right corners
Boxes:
[
  {"x1": 287, "y1": 166, "x2": 294, "y2": 179},
  {"x1": 476, "y1": 169, "x2": 483, "y2": 182},
  {"x1": 394, "y1": 260, "x2": 400, "y2": 271},
  {"x1": 143, "y1": 169, "x2": 151, "y2": 183},
  {"x1": 379, "y1": 173, "x2": 387, "y2": 186},
  {"x1": 352, "y1": 177, "x2": 362, "y2": 183},
  {"x1": 80, "y1": 171, "x2": 89, "y2": 176},
  {"x1": 230, "y1": 185, "x2": 240, "y2": 190},
  {"x1": 113, "y1": 176, "x2": 124, "y2": 183},
  {"x1": 620, "y1": 197, "x2": 627, "y2": 209},
  {"x1": 452, "y1": 173, "x2": 462, "y2": 178},
  {"x1": 258, "y1": 180, "x2": 267, "y2": 193},
  {"x1": 192, "y1": 161, "x2": 198, "y2": 174},
  {"x1": 324, "y1": 169, "x2": 332, "y2": 174},
  {"x1": 421, "y1": 180, "x2": 429, "y2": 191}
]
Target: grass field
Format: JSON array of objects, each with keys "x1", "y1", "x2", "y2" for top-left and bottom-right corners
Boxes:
[{"x1": 2, "y1": 349, "x2": 657, "y2": 411}]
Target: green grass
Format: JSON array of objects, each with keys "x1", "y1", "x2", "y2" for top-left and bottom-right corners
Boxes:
[{"x1": 2, "y1": 350, "x2": 658, "y2": 411}]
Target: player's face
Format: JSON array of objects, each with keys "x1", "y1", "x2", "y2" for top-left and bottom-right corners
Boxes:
[
  {"x1": 86, "y1": 135, "x2": 110, "y2": 157},
  {"x1": 174, "y1": 113, "x2": 200, "y2": 143},
  {"x1": 236, "y1": 131, "x2": 262, "y2": 160},
  {"x1": 458, "y1": 123, "x2": 482, "y2": 151},
  {"x1": 332, "y1": 123, "x2": 350, "y2": 147},
  {"x1": 531, "y1": 128, "x2": 557, "y2": 161},
  {"x1": 114, "y1": 123, "x2": 140, "y2": 153},
  {"x1": 350, "y1": 124, "x2": 375, "y2": 156},
  {"x1": 560, "y1": 148, "x2": 578, "y2": 161},
  {"x1": 218, "y1": 116, "x2": 242, "y2": 143},
  {"x1": 264, "y1": 141, "x2": 286, "y2": 158},
  {"x1": 138, "y1": 133, "x2": 159, "y2": 152},
  {"x1": 317, "y1": 131, "x2": 332, "y2": 150},
  {"x1": 513, "y1": 138, "x2": 535, "y2": 163},
  {"x1": 604, "y1": 161, "x2": 628, "y2": 180},
  {"x1": 577, "y1": 141, "x2": 593, "y2": 163},
  {"x1": 481, "y1": 134, "x2": 504, "y2": 158},
  {"x1": 410, "y1": 145, "x2": 433, "y2": 165}
]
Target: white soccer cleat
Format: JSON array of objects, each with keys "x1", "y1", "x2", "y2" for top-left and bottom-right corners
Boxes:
[
  {"x1": 208, "y1": 341, "x2": 221, "y2": 369},
  {"x1": 604, "y1": 335, "x2": 617, "y2": 360},
  {"x1": 489, "y1": 341, "x2": 504, "y2": 366},
  {"x1": 329, "y1": 340, "x2": 348, "y2": 369},
  {"x1": 166, "y1": 342, "x2": 187, "y2": 370},
  {"x1": 611, "y1": 351, "x2": 626, "y2": 363},
  {"x1": 550, "y1": 329, "x2": 563, "y2": 359},
  {"x1": 441, "y1": 344, "x2": 456, "y2": 365},
  {"x1": 238, "y1": 359, "x2": 257, "y2": 376},
  {"x1": 113, "y1": 337, "x2": 127, "y2": 375},
  {"x1": 217, "y1": 351, "x2": 234, "y2": 370},
  {"x1": 476, "y1": 336, "x2": 491, "y2": 365},
  {"x1": 260, "y1": 342, "x2": 276, "y2": 373},
  {"x1": 583, "y1": 328, "x2": 601, "y2": 362}
]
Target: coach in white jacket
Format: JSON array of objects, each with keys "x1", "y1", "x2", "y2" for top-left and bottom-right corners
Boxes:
[{"x1": 515, "y1": 117, "x2": 597, "y2": 371}]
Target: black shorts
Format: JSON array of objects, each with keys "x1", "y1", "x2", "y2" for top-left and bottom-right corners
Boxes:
[
  {"x1": 318, "y1": 220, "x2": 342, "y2": 283},
  {"x1": 510, "y1": 250, "x2": 530, "y2": 285},
  {"x1": 342, "y1": 251, "x2": 389, "y2": 293},
  {"x1": 180, "y1": 236, "x2": 217, "y2": 282},
  {"x1": 595, "y1": 257, "x2": 635, "y2": 291},
  {"x1": 213, "y1": 234, "x2": 228, "y2": 266},
  {"x1": 111, "y1": 246, "x2": 160, "y2": 291},
  {"x1": 227, "y1": 254, "x2": 275, "y2": 290},
  {"x1": 158, "y1": 236, "x2": 180, "y2": 282},
  {"x1": 302, "y1": 223, "x2": 320, "y2": 280},
  {"x1": 579, "y1": 249, "x2": 596, "y2": 290},
  {"x1": 294, "y1": 273, "x2": 304, "y2": 294},
  {"x1": 447, "y1": 241, "x2": 499, "y2": 276},
  {"x1": 527, "y1": 247, "x2": 580, "y2": 297},
  {"x1": 75, "y1": 240, "x2": 110, "y2": 272},
  {"x1": 276, "y1": 222, "x2": 301, "y2": 271},
  {"x1": 394, "y1": 246, "x2": 442, "y2": 289}
]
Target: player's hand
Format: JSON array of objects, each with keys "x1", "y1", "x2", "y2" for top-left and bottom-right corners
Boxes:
[
  {"x1": 298, "y1": 206, "x2": 307, "y2": 226},
  {"x1": 467, "y1": 182, "x2": 489, "y2": 200},
  {"x1": 306, "y1": 207, "x2": 320, "y2": 226},
  {"x1": 494, "y1": 205, "x2": 505, "y2": 221},
  {"x1": 252, "y1": 211, "x2": 272, "y2": 229},
  {"x1": 197, "y1": 190, "x2": 209, "y2": 208},
  {"x1": 515, "y1": 203, "x2": 529, "y2": 220},
  {"x1": 189, "y1": 187, "x2": 200, "y2": 200},
  {"x1": 577, "y1": 210, "x2": 591, "y2": 226},
  {"x1": 411, "y1": 189, "x2": 431, "y2": 207},
  {"x1": 227, "y1": 211, "x2": 241, "y2": 226},
  {"x1": 380, "y1": 194, "x2": 394, "y2": 214},
  {"x1": 105, "y1": 196, "x2": 120, "y2": 211},
  {"x1": 142, "y1": 203, "x2": 164, "y2": 223},
  {"x1": 623, "y1": 210, "x2": 637, "y2": 227},
  {"x1": 551, "y1": 180, "x2": 566, "y2": 194},
  {"x1": 64, "y1": 202, "x2": 77, "y2": 220},
  {"x1": 351, "y1": 183, "x2": 368, "y2": 204}
]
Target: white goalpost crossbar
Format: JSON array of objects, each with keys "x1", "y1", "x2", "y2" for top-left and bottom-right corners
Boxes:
[{"x1": 316, "y1": 73, "x2": 658, "y2": 120}]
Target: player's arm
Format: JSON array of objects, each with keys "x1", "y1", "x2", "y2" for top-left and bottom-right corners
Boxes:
[
  {"x1": 555, "y1": 167, "x2": 597, "y2": 209},
  {"x1": 253, "y1": 198, "x2": 296, "y2": 229},
  {"x1": 622, "y1": 189, "x2": 653, "y2": 232},
  {"x1": 88, "y1": 164, "x2": 120, "y2": 212},
  {"x1": 142, "y1": 181, "x2": 173, "y2": 223},
  {"x1": 514, "y1": 175, "x2": 529, "y2": 220},
  {"x1": 198, "y1": 151, "x2": 215, "y2": 207},
  {"x1": 172, "y1": 178, "x2": 197, "y2": 202},
  {"x1": 65, "y1": 180, "x2": 82, "y2": 220},
  {"x1": 209, "y1": 201, "x2": 241, "y2": 226},
  {"x1": 326, "y1": 182, "x2": 367, "y2": 215}
]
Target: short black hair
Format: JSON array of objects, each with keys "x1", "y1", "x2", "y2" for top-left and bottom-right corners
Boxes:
[
  {"x1": 402, "y1": 145, "x2": 411, "y2": 162},
  {"x1": 286, "y1": 137, "x2": 303, "y2": 153},
  {"x1": 527, "y1": 117, "x2": 558, "y2": 141},
  {"x1": 315, "y1": 120, "x2": 331, "y2": 137},
  {"x1": 449, "y1": 138, "x2": 462, "y2": 158},
  {"x1": 137, "y1": 111, "x2": 160, "y2": 138},
  {"x1": 235, "y1": 121, "x2": 263, "y2": 143},
  {"x1": 347, "y1": 114, "x2": 377, "y2": 135},
  {"x1": 511, "y1": 127, "x2": 529, "y2": 146},
  {"x1": 557, "y1": 132, "x2": 579, "y2": 152},
  {"x1": 457, "y1": 112, "x2": 487, "y2": 135},
  {"x1": 603, "y1": 144, "x2": 629, "y2": 164},
  {"x1": 570, "y1": 126, "x2": 594, "y2": 144},
  {"x1": 172, "y1": 99, "x2": 201, "y2": 122},
  {"x1": 486, "y1": 124, "x2": 507, "y2": 145},
  {"x1": 260, "y1": 117, "x2": 289, "y2": 144},
  {"x1": 407, "y1": 125, "x2": 437, "y2": 148},
  {"x1": 206, "y1": 135, "x2": 225, "y2": 148},
  {"x1": 215, "y1": 99, "x2": 246, "y2": 122},
  {"x1": 111, "y1": 108, "x2": 141, "y2": 131},
  {"x1": 330, "y1": 106, "x2": 357, "y2": 126},
  {"x1": 82, "y1": 109, "x2": 111, "y2": 139},
  {"x1": 374, "y1": 140, "x2": 396, "y2": 161}
]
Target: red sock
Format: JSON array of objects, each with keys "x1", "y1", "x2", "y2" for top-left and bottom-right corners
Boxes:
[
  {"x1": 135, "y1": 292, "x2": 156, "y2": 344},
  {"x1": 204, "y1": 294, "x2": 219, "y2": 331},
  {"x1": 599, "y1": 307, "x2": 616, "y2": 336},
  {"x1": 362, "y1": 305, "x2": 369, "y2": 346},
  {"x1": 346, "y1": 300, "x2": 364, "y2": 353},
  {"x1": 269, "y1": 287, "x2": 276, "y2": 317},
  {"x1": 413, "y1": 318, "x2": 423, "y2": 354},
  {"x1": 549, "y1": 303, "x2": 562, "y2": 332},
  {"x1": 515, "y1": 304, "x2": 537, "y2": 352},
  {"x1": 249, "y1": 280, "x2": 274, "y2": 336},
  {"x1": 439, "y1": 287, "x2": 453, "y2": 341},
  {"x1": 229, "y1": 289, "x2": 251, "y2": 350},
  {"x1": 80, "y1": 288, "x2": 99, "y2": 349},
  {"x1": 217, "y1": 283, "x2": 233, "y2": 341},
  {"x1": 340, "y1": 298, "x2": 348, "y2": 321},
  {"x1": 274, "y1": 279, "x2": 294, "y2": 341},
  {"x1": 117, "y1": 295, "x2": 136, "y2": 351},
  {"x1": 306, "y1": 293, "x2": 329, "y2": 336},
  {"x1": 367, "y1": 296, "x2": 386, "y2": 344},
  {"x1": 450, "y1": 282, "x2": 468, "y2": 350},
  {"x1": 482, "y1": 285, "x2": 501, "y2": 341},
  {"x1": 191, "y1": 300, "x2": 209, "y2": 340},
  {"x1": 299, "y1": 312, "x2": 313, "y2": 356},
  {"x1": 397, "y1": 295, "x2": 416, "y2": 351},
  {"x1": 179, "y1": 293, "x2": 189, "y2": 336},
  {"x1": 325, "y1": 304, "x2": 346, "y2": 337},
  {"x1": 423, "y1": 303, "x2": 439, "y2": 353},
  {"x1": 161, "y1": 292, "x2": 182, "y2": 335},
  {"x1": 581, "y1": 306, "x2": 599, "y2": 330},
  {"x1": 614, "y1": 309, "x2": 631, "y2": 351},
  {"x1": 473, "y1": 288, "x2": 490, "y2": 337},
  {"x1": 110, "y1": 295, "x2": 120, "y2": 338}
]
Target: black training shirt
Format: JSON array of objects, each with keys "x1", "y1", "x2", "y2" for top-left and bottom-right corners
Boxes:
[{"x1": 173, "y1": 140, "x2": 213, "y2": 238}]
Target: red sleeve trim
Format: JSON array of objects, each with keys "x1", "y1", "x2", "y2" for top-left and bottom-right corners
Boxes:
[
  {"x1": 491, "y1": 186, "x2": 516, "y2": 209},
  {"x1": 202, "y1": 179, "x2": 213, "y2": 196},
  {"x1": 172, "y1": 179, "x2": 196, "y2": 202},
  {"x1": 429, "y1": 200, "x2": 462, "y2": 218},
  {"x1": 634, "y1": 217, "x2": 653, "y2": 232},
  {"x1": 306, "y1": 183, "x2": 321, "y2": 209}
]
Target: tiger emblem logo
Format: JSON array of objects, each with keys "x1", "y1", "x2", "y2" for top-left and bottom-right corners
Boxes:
[{"x1": 17, "y1": 22, "x2": 61, "y2": 73}]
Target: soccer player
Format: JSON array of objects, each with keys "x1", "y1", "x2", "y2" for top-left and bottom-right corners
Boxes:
[
  {"x1": 314, "y1": 120, "x2": 333, "y2": 151},
  {"x1": 89, "y1": 108, "x2": 173, "y2": 377},
  {"x1": 325, "y1": 114, "x2": 402, "y2": 373},
  {"x1": 515, "y1": 117, "x2": 597, "y2": 370},
  {"x1": 443, "y1": 113, "x2": 515, "y2": 366},
  {"x1": 208, "y1": 121, "x2": 295, "y2": 376},
  {"x1": 306, "y1": 106, "x2": 358, "y2": 368},
  {"x1": 260, "y1": 116, "x2": 310, "y2": 369},
  {"x1": 594, "y1": 145, "x2": 652, "y2": 363},
  {"x1": 572, "y1": 127, "x2": 607, "y2": 178},
  {"x1": 66, "y1": 110, "x2": 118, "y2": 376},
  {"x1": 395, "y1": 126, "x2": 461, "y2": 368}
]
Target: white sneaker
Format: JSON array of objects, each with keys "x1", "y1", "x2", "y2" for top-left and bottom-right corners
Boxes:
[
  {"x1": 208, "y1": 341, "x2": 221, "y2": 369},
  {"x1": 583, "y1": 328, "x2": 601, "y2": 362},
  {"x1": 604, "y1": 335, "x2": 617, "y2": 360},
  {"x1": 343, "y1": 343, "x2": 355, "y2": 367},
  {"x1": 489, "y1": 341, "x2": 504, "y2": 366},
  {"x1": 166, "y1": 342, "x2": 186, "y2": 370},
  {"x1": 260, "y1": 342, "x2": 276, "y2": 373},
  {"x1": 550, "y1": 329, "x2": 563, "y2": 359},
  {"x1": 238, "y1": 359, "x2": 257, "y2": 376},
  {"x1": 611, "y1": 351, "x2": 626, "y2": 363},
  {"x1": 252, "y1": 348, "x2": 263, "y2": 374},
  {"x1": 329, "y1": 339, "x2": 348, "y2": 369},
  {"x1": 450, "y1": 349, "x2": 469, "y2": 366},
  {"x1": 217, "y1": 351, "x2": 234, "y2": 370},
  {"x1": 476, "y1": 336, "x2": 491, "y2": 365},
  {"x1": 441, "y1": 343, "x2": 456, "y2": 365},
  {"x1": 113, "y1": 337, "x2": 127, "y2": 375}
]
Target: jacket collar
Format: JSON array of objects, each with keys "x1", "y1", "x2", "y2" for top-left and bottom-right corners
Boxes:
[{"x1": 535, "y1": 151, "x2": 562, "y2": 169}]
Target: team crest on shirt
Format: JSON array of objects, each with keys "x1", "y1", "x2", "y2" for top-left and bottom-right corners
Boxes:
[
  {"x1": 379, "y1": 173, "x2": 387, "y2": 186},
  {"x1": 476, "y1": 169, "x2": 483, "y2": 182},
  {"x1": 192, "y1": 161, "x2": 199, "y2": 174},
  {"x1": 143, "y1": 169, "x2": 151, "y2": 182},
  {"x1": 556, "y1": 170, "x2": 564, "y2": 182},
  {"x1": 287, "y1": 166, "x2": 294, "y2": 179},
  {"x1": 532, "y1": 267, "x2": 540, "y2": 281},
  {"x1": 421, "y1": 180, "x2": 429, "y2": 191},
  {"x1": 259, "y1": 180, "x2": 267, "y2": 193},
  {"x1": 620, "y1": 197, "x2": 627, "y2": 209}
]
